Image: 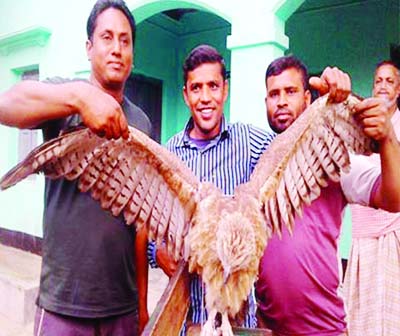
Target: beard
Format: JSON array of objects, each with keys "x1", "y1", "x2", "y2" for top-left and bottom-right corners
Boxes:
[{"x1": 268, "y1": 108, "x2": 295, "y2": 134}]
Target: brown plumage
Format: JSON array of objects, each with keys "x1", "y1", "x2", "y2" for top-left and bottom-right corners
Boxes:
[{"x1": 0, "y1": 94, "x2": 374, "y2": 335}]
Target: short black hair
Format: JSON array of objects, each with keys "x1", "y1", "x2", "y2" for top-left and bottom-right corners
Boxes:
[
  {"x1": 266, "y1": 55, "x2": 309, "y2": 90},
  {"x1": 86, "y1": 0, "x2": 136, "y2": 48},
  {"x1": 183, "y1": 44, "x2": 227, "y2": 85}
]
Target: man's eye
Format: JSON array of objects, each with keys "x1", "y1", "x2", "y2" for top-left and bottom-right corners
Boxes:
[{"x1": 121, "y1": 38, "x2": 130, "y2": 46}]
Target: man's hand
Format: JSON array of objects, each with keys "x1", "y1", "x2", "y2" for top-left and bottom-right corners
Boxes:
[
  {"x1": 309, "y1": 67, "x2": 351, "y2": 103},
  {"x1": 354, "y1": 97, "x2": 396, "y2": 144},
  {"x1": 76, "y1": 82, "x2": 129, "y2": 140},
  {"x1": 156, "y1": 245, "x2": 178, "y2": 278}
]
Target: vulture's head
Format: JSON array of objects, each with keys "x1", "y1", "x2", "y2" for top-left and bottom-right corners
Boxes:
[{"x1": 216, "y1": 211, "x2": 256, "y2": 284}]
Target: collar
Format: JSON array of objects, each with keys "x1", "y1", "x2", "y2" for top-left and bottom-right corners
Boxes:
[{"x1": 179, "y1": 116, "x2": 230, "y2": 148}]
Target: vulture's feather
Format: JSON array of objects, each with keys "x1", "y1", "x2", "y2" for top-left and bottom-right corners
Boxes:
[{"x1": 0, "y1": 94, "x2": 373, "y2": 335}]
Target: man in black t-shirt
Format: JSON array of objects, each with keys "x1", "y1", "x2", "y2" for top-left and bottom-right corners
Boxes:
[{"x1": 0, "y1": 0, "x2": 151, "y2": 334}]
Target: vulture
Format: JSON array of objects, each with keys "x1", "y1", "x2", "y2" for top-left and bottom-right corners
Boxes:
[{"x1": 0, "y1": 94, "x2": 374, "y2": 335}]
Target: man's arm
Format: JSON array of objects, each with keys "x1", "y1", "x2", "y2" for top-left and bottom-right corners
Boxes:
[
  {"x1": 147, "y1": 241, "x2": 177, "y2": 278},
  {"x1": 135, "y1": 226, "x2": 149, "y2": 333},
  {"x1": 0, "y1": 80, "x2": 128, "y2": 139},
  {"x1": 354, "y1": 97, "x2": 400, "y2": 212}
]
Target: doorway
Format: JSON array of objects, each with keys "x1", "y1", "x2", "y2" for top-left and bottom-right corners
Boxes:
[{"x1": 125, "y1": 74, "x2": 163, "y2": 143}]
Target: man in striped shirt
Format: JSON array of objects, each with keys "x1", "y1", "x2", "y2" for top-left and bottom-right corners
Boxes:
[
  {"x1": 147, "y1": 46, "x2": 354, "y2": 334},
  {"x1": 148, "y1": 44, "x2": 274, "y2": 332}
]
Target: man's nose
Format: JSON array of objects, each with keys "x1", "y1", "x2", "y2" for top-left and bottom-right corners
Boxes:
[
  {"x1": 277, "y1": 92, "x2": 288, "y2": 106},
  {"x1": 111, "y1": 38, "x2": 122, "y2": 54},
  {"x1": 200, "y1": 87, "x2": 211, "y2": 102}
]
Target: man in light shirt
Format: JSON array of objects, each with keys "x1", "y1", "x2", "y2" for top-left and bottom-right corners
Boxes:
[{"x1": 343, "y1": 60, "x2": 400, "y2": 336}]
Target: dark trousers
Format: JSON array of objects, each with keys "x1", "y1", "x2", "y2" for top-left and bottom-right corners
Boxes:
[{"x1": 34, "y1": 306, "x2": 139, "y2": 336}]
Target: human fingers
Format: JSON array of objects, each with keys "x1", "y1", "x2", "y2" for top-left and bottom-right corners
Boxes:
[
  {"x1": 156, "y1": 247, "x2": 177, "y2": 277},
  {"x1": 357, "y1": 114, "x2": 385, "y2": 129},
  {"x1": 96, "y1": 128, "x2": 106, "y2": 138},
  {"x1": 309, "y1": 76, "x2": 329, "y2": 95},
  {"x1": 104, "y1": 126, "x2": 113, "y2": 140},
  {"x1": 321, "y1": 67, "x2": 338, "y2": 100},
  {"x1": 109, "y1": 114, "x2": 121, "y2": 140},
  {"x1": 361, "y1": 123, "x2": 388, "y2": 142},
  {"x1": 354, "y1": 97, "x2": 382, "y2": 115},
  {"x1": 118, "y1": 112, "x2": 129, "y2": 139},
  {"x1": 334, "y1": 71, "x2": 351, "y2": 103},
  {"x1": 353, "y1": 98, "x2": 392, "y2": 141}
]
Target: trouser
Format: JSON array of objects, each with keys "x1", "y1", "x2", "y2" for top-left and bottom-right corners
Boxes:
[{"x1": 34, "y1": 306, "x2": 139, "y2": 336}]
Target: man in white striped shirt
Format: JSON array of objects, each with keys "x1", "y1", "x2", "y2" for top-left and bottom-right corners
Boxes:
[{"x1": 148, "y1": 44, "x2": 274, "y2": 333}]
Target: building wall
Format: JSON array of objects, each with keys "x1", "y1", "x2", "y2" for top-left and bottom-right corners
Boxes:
[
  {"x1": 1, "y1": 0, "x2": 396, "y2": 245},
  {"x1": 286, "y1": 0, "x2": 400, "y2": 97}
]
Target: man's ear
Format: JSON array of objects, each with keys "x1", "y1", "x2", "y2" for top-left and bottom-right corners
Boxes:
[
  {"x1": 223, "y1": 79, "x2": 229, "y2": 102},
  {"x1": 305, "y1": 89, "x2": 312, "y2": 107},
  {"x1": 183, "y1": 86, "x2": 189, "y2": 106},
  {"x1": 86, "y1": 39, "x2": 92, "y2": 60}
]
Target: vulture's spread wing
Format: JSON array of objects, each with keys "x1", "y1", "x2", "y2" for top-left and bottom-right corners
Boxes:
[
  {"x1": 247, "y1": 94, "x2": 374, "y2": 235},
  {"x1": 0, "y1": 126, "x2": 200, "y2": 260}
]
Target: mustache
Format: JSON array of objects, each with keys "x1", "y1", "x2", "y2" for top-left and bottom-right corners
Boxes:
[{"x1": 274, "y1": 108, "x2": 292, "y2": 116}]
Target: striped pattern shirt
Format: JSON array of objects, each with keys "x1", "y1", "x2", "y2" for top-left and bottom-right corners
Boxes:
[{"x1": 147, "y1": 117, "x2": 275, "y2": 330}]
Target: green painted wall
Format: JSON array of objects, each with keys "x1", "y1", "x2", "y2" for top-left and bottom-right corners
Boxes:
[{"x1": 286, "y1": 0, "x2": 400, "y2": 97}]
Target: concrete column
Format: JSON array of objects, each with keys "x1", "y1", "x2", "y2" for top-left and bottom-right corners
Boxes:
[{"x1": 227, "y1": 12, "x2": 288, "y2": 128}]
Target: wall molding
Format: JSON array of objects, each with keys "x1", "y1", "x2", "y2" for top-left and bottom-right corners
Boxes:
[{"x1": 0, "y1": 26, "x2": 51, "y2": 56}]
